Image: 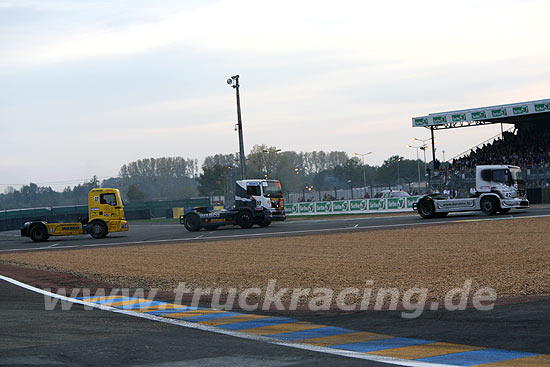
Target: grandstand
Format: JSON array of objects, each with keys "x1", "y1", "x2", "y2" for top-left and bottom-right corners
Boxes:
[{"x1": 412, "y1": 99, "x2": 550, "y2": 199}]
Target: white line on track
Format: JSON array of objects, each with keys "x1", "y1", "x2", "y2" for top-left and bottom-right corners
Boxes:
[
  {"x1": 0, "y1": 274, "x2": 454, "y2": 367},
  {"x1": 2, "y1": 213, "x2": 549, "y2": 253},
  {"x1": 127, "y1": 214, "x2": 419, "y2": 227}
]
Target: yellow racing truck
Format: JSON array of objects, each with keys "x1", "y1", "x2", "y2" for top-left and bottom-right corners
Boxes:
[{"x1": 21, "y1": 188, "x2": 128, "y2": 242}]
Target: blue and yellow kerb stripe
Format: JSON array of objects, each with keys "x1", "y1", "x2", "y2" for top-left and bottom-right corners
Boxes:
[{"x1": 77, "y1": 296, "x2": 550, "y2": 366}]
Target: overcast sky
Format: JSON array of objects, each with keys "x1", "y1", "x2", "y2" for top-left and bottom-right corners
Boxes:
[{"x1": 1, "y1": 0, "x2": 549, "y2": 191}]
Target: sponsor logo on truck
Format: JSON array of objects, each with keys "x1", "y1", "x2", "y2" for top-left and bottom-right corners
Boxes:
[
  {"x1": 199, "y1": 212, "x2": 221, "y2": 218},
  {"x1": 436, "y1": 200, "x2": 475, "y2": 209}
]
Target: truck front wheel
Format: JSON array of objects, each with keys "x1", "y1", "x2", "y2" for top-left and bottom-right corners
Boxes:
[
  {"x1": 480, "y1": 197, "x2": 498, "y2": 216},
  {"x1": 237, "y1": 211, "x2": 254, "y2": 229},
  {"x1": 418, "y1": 200, "x2": 435, "y2": 219},
  {"x1": 30, "y1": 224, "x2": 49, "y2": 242},
  {"x1": 184, "y1": 213, "x2": 201, "y2": 232},
  {"x1": 89, "y1": 221, "x2": 108, "y2": 239}
]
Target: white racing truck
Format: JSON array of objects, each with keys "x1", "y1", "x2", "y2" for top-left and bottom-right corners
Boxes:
[
  {"x1": 413, "y1": 165, "x2": 529, "y2": 218},
  {"x1": 181, "y1": 179, "x2": 286, "y2": 231}
]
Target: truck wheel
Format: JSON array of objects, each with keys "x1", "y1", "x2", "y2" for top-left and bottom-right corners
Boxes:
[
  {"x1": 184, "y1": 213, "x2": 201, "y2": 232},
  {"x1": 237, "y1": 211, "x2": 254, "y2": 229},
  {"x1": 259, "y1": 219, "x2": 272, "y2": 227},
  {"x1": 29, "y1": 224, "x2": 49, "y2": 242},
  {"x1": 418, "y1": 200, "x2": 435, "y2": 219},
  {"x1": 498, "y1": 208, "x2": 511, "y2": 214},
  {"x1": 89, "y1": 221, "x2": 108, "y2": 239},
  {"x1": 480, "y1": 197, "x2": 498, "y2": 216}
]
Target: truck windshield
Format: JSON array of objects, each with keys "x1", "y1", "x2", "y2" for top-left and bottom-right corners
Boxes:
[
  {"x1": 263, "y1": 181, "x2": 283, "y2": 198},
  {"x1": 510, "y1": 168, "x2": 525, "y2": 184}
]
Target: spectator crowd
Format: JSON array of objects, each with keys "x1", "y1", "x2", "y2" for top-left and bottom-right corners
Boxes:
[{"x1": 450, "y1": 129, "x2": 550, "y2": 173}]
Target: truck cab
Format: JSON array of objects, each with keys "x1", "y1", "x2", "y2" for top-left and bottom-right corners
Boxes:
[
  {"x1": 86, "y1": 188, "x2": 128, "y2": 236},
  {"x1": 235, "y1": 179, "x2": 286, "y2": 221},
  {"x1": 414, "y1": 165, "x2": 529, "y2": 219},
  {"x1": 476, "y1": 165, "x2": 526, "y2": 200},
  {"x1": 21, "y1": 188, "x2": 128, "y2": 242}
]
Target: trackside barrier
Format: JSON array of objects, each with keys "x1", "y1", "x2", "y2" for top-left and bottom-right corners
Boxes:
[{"x1": 283, "y1": 196, "x2": 420, "y2": 216}]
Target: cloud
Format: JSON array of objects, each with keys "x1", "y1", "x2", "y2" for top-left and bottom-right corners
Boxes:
[{"x1": 3, "y1": 0, "x2": 549, "y2": 69}]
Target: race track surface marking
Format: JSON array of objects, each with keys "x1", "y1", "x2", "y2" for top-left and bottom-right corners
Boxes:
[{"x1": 2, "y1": 275, "x2": 549, "y2": 367}]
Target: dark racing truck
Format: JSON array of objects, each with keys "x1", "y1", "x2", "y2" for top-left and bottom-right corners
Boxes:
[{"x1": 181, "y1": 179, "x2": 286, "y2": 231}]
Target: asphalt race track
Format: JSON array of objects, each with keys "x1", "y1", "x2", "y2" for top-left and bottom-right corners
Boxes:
[
  {"x1": 0, "y1": 280, "x2": 389, "y2": 367},
  {"x1": 1, "y1": 206, "x2": 549, "y2": 252},
  {"x1": 1, "y1": 274, "x2": 549, "y2": 367}
]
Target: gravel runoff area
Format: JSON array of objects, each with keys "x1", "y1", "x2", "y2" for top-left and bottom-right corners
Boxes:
[{"x1": 1, "y1": 217, "x2": 549, "y2": 308}]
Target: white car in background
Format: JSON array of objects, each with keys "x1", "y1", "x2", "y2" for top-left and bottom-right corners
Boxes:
[{"x1": 373, "y1": 190, "x2": 410, "y2": 198}]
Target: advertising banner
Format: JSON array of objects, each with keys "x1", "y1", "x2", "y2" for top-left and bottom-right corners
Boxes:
[
  {"x1": 413, "y1": 117, "x2": 428, "y2": 127},
  {"x1": 284, "y1": 203, "x2": 298, "y2": 214},
  {"x1": 285, "y1": 196, "x2": 420, "y2": 216},
  {"x1": 491, "y1": 108, "x2": 507, "y2": 118},
  {"x1": 470, "y1": 110, "x2": 487, "y2": 120},
  {"x1": 332, "y1": 201, "x2": 349, "y2": 212},
  {"x1": 413, "y1": 99, "x2": 550, "y2": 128},
  {"x1": 451, "y1": 113, "x2": 467, "y2": 122},
  {"x1": 349, "y1": 199, "x2": 368, "y2": 211},
  {"x1": 298, "y1": 202, "x2": 314, "y2": 214},
  {"x1": 315, "y1": 201, "x2": 332, "y2": 213},
  {"x1": 535, "y1": 102, "x2": 550, "y2": 112},
  {"x1": 368, "y1": 199, "x2": 385, "y2": 210},
  {"x1": 512, "y1": 106, "x2": 529, "y2": 115},
  {"x1": 387, "y1": 197, "x2": 406, "y2": 210},
  {"x1": 406, "y1": 196, "x2": 419, "y2": 208}
]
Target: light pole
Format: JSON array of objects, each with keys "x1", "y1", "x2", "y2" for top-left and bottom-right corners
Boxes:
[
  {"x1": 228, "y1": 75, "x2": 246, "y2": 180},
  {"x1": 397, "y1": 157, "x2": 401, "y2": 188},
  {"x1": 407, "y1": 145, "x2": 427, "y2": 194},
  {"x1": 413, "y1": 136, "x2": 436, "y2": 171},
  {"x1": 354, "y1": 152, "x2": 373, "y2": 195},
  {"x1": 420, "y1": 145, "x2": 430, "y2": 192}
]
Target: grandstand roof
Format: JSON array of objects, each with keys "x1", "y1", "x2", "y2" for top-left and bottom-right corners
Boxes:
[{"x1": 412, "y1": 99, "x2": 550, "y2": 130}]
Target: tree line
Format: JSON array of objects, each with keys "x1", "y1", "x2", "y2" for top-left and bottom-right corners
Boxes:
[{"x1": 0, "y1": 147, "x2": 425, "y2": 209}]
